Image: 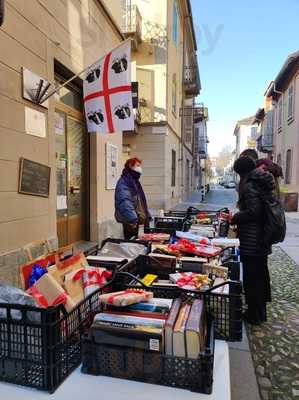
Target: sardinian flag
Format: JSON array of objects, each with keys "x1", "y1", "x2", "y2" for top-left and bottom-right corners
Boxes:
[{"x1": 83, "y1": 40, "x2": 133, "y2": 133}]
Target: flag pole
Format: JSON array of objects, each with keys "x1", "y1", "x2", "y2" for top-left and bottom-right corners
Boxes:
[{"x1": 40, "y1": 38, "x2": 132, "y2": 105}]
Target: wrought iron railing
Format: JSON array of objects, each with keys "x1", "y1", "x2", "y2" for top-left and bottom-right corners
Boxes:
[{"x1": 122, "y1": 4, "x2": 142, "y2": 40}]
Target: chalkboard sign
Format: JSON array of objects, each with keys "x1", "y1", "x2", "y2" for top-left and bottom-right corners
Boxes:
[{"x1": 18, "y1": 158, "x2": 50, "y2": 197}]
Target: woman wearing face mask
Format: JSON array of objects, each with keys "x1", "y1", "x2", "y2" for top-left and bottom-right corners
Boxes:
[{"x1": 115, "y1": 157, "x2": 151, "y2": 239}]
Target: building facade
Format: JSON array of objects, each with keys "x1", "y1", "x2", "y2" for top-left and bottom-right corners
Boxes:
[
  {"x1": 264, "y1": 52, "x2": 299, "y2": 193},
  {"x1": 104, "y1": 0, "x2": 201, "y2": 210},
  {"x1": 0, "y1": 0, "x2": 125, "y2": 285},
  {"x1": 233, "y1": 115, "x2": 258, "y2": 158}
]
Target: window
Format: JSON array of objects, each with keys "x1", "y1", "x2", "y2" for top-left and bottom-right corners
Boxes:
[
  {"x1": 277, "y1": 97, "x2": 283, "y2": 130},
  {"x1": 172, "y1": 74, "x2": 177, "y2": 115},
  {"x1": 171, "y1": 150, "x2": 176, "y2": 187},
  {"x1": 285, "y1": 149, "x2": 292, "y2": 184},
  {"x1": 288, "y1": 84, "x2": 294, "y2": 120},
  {"x1": 172, "y1": 1, "x2": 179, "y2": 47}
]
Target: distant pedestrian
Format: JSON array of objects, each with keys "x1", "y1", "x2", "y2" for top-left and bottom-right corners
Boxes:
[
  {"x1": 231, "y1": 156, "x2": 276, "y2": 325},
  {"x1": 115, "y1": 157, "x2": 151, "y2": 240}
]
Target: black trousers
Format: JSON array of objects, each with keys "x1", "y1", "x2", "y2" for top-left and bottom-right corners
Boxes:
[
  {"x1": 123, "y1": 223, "x2": 139, "y2": 240},
  {"x1": 241, "y1": 255, "x2": 271, "y2": 323}
]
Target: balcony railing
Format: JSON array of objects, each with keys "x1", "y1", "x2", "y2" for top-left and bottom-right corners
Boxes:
[
  {"x1": 184, "y1": 64, "x2": 201, "y2": 96},
  {"x1": 193, "y1": 103, "x2": 205, "y2": 122},
  {"x1": 122, "y1": 5, "x2": 142, "y2": 50}
]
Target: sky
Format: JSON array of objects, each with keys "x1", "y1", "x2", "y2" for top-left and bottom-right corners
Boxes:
[{"x1": 191, "y1": 0, "x2": 299, "y2": 157}]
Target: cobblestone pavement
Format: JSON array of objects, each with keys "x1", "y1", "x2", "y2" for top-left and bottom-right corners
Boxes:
[{"x1": 246, "y1": 246, "x2": 299, "y2": 400}]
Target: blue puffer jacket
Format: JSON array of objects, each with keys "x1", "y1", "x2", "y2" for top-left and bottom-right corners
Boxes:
[{"x1": 115, "y1": 176, "x2": 138, "y2": 224}]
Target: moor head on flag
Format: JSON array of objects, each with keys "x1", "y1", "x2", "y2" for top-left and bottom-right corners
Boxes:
[{"x1": 83, "y1": 40, "x2": 134, "y2": 134}]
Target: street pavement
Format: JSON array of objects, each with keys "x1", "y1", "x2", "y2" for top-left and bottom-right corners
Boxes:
[
  {"x1": 172, "y1": 186, "x2": 238, "y2": 212},
  {"x1": 173, "y1": 188, "x2": 299, "y2": 400}
]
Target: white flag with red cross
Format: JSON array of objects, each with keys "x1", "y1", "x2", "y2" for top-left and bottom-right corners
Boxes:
[{"x1": 83, "y1": 40, "x2": 133, "y2": 133}]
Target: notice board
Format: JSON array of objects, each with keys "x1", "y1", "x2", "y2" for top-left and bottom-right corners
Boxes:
[{"x1": 18, "y1": 158, "x2": 51, "y2": 197}]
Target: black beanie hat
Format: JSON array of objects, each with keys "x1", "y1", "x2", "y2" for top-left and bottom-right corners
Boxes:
[{"x1": 234, "y1": 156, "x2": 256, "y2": 176}]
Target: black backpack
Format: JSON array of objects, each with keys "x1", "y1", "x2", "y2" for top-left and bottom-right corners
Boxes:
[{"x1": 262, "y1": 196, "x2": 286, "y2": 245}]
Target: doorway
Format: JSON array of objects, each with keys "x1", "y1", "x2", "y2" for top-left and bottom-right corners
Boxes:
[{"x1": 55, "y1": 96, "x2": 89, "y2": 246}]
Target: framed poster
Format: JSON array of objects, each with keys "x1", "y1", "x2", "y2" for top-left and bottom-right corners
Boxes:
[
  {"x1": 106, "y1": 143, "x2": 118, "y2": 190},
  {"x1": 25, "y1": 106, "x2": 47, "y2": 138},
  {"x1": 18, "y1": 158, "x2": 51, "y2": 197}
]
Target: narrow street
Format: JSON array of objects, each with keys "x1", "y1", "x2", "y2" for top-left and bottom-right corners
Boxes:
[
  {"x1": 174, "y1": 188, "x2": 299, "y2": 400},
  {"x1": 173, "y1": 186, "x2": 238, "y2": 211}
]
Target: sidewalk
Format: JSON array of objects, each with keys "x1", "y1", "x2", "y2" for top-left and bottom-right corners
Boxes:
[{"x1": 280, "y1": 212, "x2": 299, "y2": 265}]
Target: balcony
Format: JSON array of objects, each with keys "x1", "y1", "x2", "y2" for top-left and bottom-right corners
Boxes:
[
  {"x1": 122, "y1": 5, "x2": 142, "y2": 51},
  {"x1": 198, "y1": 138, "x2": 208, "y2": 159},
  {"x1": 193, "y1": 103, "x2": 205, "y2": 122},
  {"x1": 184, "y1": 64, "x2": 201, "y2": 96}
]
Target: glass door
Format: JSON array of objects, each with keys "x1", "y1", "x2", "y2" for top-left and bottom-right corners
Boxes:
[
  {"x1": 55, "y1": 109, "x2": 89, "y2": 246},
  {"x1": 67, "y1": 116, "x2": 88, "y2": 244}
]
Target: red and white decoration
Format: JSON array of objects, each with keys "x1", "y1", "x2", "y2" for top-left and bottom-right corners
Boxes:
[{"x1": 83, "y1": 41, "x2": 134, "y2": 134}]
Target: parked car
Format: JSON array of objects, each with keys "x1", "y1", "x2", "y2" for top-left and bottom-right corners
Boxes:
[{"x1": 225, "y1": 181, "x2": 236, "y2": 189}]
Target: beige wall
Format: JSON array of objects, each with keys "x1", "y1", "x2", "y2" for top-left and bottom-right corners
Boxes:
[
  {"x1": 273, "y1": 74, "x2": 299, "y2": 191},
  {"x1": 166, "y1": 0, "x2": 184, "y2": 138},
  {"x1": 123, "y1": 126, "x2": 166, "y2": 209},
  {"x1": 0, "y1": 0, "x2": 123, "y2": 254},
  {"x1": 165, "y1": 127, "x2": 181, "y2": 209}
]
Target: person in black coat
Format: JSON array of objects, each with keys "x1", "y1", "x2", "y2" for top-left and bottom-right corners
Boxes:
[{"x1": 231, "y1": 156, "x2": 276, "y2": 325}]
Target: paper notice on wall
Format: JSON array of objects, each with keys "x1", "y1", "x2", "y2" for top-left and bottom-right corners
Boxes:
[
  {"x1": 57, "y1": 195, "x2": 67, "y2": 210},
  {"x1": 25, "y1": 106, "x2": 47, "y2": 138},
  {"x1": 55, "y1": 112, "x2": 64, "y2": 135}
]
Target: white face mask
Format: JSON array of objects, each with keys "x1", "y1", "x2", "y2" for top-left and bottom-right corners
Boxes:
[{"x1": 132, "y1": 166, "x2": 142, "y2": 174}]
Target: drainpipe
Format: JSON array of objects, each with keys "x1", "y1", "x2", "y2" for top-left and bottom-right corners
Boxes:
[{"x1": 0, "y1": 0, "x2": 5, "y2": 26}]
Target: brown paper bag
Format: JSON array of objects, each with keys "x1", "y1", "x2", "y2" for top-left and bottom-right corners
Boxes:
[
  {"x1": 64, "y1": 269, "x2": 85, "y2": 305},
  {"x1": 34, "y1": 273, "x2": 76, "y2": 312}
]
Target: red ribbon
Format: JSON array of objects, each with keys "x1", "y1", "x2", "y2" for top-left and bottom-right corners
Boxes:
[
  {"x1": 27, "y1": 286, "x2": 49, "y2": 308},
  {"x1": 72, "y1": 269, "x2": 85, "y2": 281},
  {"x1": 51, "y1": 292, "x2": 68, "y2": 306},
  {"x1": 176, "y1": 273, "x2": 197, "y2": 288},
  {"x1": 106, "y1": 289, "x2": 149, "y2": 305},
  {"x1": 73, "y1": 268, "x2": 112, "y2": 289},
  {"x1": 83, "y1": 270, "x2": 112, "y2": 289}
]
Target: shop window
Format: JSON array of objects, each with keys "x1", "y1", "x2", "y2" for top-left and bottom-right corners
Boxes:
[
  {"x1": 285, "y1": 149, "x2": 292, "y2": 184},
  {"x1": 171, "y1": 150, "x2": 176, "y2": 187}
]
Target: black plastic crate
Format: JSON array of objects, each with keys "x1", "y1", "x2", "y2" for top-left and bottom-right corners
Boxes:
[
  {"x1": 151, "y1": 217, "x2": 190, "y2": 234},
  {"x1": 0, "y1": 289, "x2": 102, "y2": 393},
  {"x1": 81, "y1": 316, "x2": 214, "y2": 394},
  {"x1": 114, "y1": 257, "x2": 243, "y2": 342}
]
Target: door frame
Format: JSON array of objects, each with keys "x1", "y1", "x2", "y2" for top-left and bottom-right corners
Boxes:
[{"x1": 55, "y1": 101, "x2": 90, "y2": 245}]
